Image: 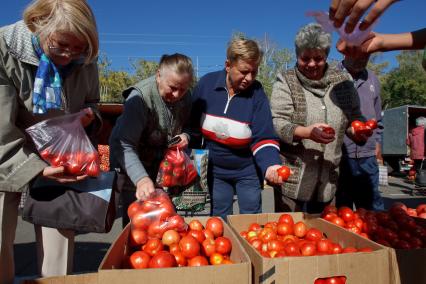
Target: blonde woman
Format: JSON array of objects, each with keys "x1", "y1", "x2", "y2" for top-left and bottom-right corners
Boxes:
[{"x1": 0, "y1": 0, "x2": 100, "y2": 281}]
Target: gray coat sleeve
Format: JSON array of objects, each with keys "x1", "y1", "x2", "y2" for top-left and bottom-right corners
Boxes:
[
  {"x1": 270, "y1": 72, "x2": 299, "y2": 145},
  {"x1": 0, "y1": 57, "x2": 47, "y2": 192}
]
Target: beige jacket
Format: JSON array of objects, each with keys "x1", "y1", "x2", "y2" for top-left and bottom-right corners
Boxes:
[{"x1": 0, "y1": 21, "x2": 100, "y2": 192}]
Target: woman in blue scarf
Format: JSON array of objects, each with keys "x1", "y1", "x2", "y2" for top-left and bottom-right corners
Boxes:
[{"x1": 0, "y1": 0, "x2": 100, "y2": 282}]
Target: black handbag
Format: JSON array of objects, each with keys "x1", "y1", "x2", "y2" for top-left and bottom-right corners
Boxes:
[{"x1": 22, "y1": 171, "x2": 118, "y2": 233}]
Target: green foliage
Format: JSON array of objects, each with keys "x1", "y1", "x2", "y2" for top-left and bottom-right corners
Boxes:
[
  {"x1": 131, "y1": 58, "x2": 159, "y2": 82},
  {"x1": 381, "y1": 51, "x2": 426, "y2": 109},
  {"x1": 256, "y1": 35, "x2": 294, "y2": 98}
]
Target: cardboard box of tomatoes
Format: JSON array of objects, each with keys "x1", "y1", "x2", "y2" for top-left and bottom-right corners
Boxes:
[
  {"x1": 227, "y1": 212, "x2": 395, "y2": 284},
  {"x1": 98, "y1": 216, "x2": 251, "y2": 284}
]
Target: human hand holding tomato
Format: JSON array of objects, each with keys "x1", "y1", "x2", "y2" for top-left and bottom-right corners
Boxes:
[
  {"x1": 306, "y1": 123, "x2": 335, "y2": 144},
  {"x1": 42, "y1": 165, "x2": 88, "y2": 183},
  {"x1": 350, "y1": 120, "x2": 372, "y2": 143},
  {"x1": 265, "y1": 165, "x2": 284, "y2": 185},
  {"x1": 136, "y1": 176, "x2": 156, "y2": 200}
]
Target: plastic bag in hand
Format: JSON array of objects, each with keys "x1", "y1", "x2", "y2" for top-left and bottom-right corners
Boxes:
[
  {"x1": 307, "y1": 11, "x2": 376, "y2": 46},
  {"x1": 127, "y1": 189, "x2": 187, "y2": 244},
  {"x1": 157, "y1": 148, "x2": 198, "y2": 188},
  {"x1": 26, "y1": 111, "x2": 100, "y2": 177}
]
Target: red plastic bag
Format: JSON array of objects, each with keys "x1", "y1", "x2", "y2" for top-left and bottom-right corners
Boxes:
[
  {"x1": 26, "y1": 111, "x2": 100, "y2": 177},
  {"x1": 127, "y1": 189, "x2": 187, "y2": 245},
  {"x1": 156, "y1": 148, "x2": 198, "y2": 188}
]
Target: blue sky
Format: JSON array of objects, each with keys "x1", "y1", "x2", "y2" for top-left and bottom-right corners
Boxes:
[{"x1": 2, "y1": 0, "x2": 425, "y2": 76}]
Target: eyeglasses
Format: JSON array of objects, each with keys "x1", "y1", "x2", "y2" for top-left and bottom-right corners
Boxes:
[{"x1": 47, "y1": 44, "x2": 87, "y2": 58}]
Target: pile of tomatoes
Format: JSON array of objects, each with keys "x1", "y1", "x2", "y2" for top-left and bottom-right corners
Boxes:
[
  {"x1": 351, "y1": 119, "x2": 378, "y2": 138},
  {"x1": 126, "y1": 193, "x2": 234, "y2": 269},
  {"x1": 321, "y1": 203, "x2": 426, "y2": 249},
  {"x1": 158, "y1": 149, "x2": 197, "y2": 188},
  {"x1": 98, "y1": 144, "x2": 110, "y2": 172},
  {"x1": 239, "y1": 213, "x2": 373, "y2": 258},
  {"x1": 40, "y1": 147, "x2": 100, "y2": 177},
  {"x1": 314, "y1": 276, "x2": 347, "y2": 284}
]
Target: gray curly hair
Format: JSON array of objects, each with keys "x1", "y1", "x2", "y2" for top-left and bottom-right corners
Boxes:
[{"x1": 295, "y1": 23, "x2": 331, "y2": 57}]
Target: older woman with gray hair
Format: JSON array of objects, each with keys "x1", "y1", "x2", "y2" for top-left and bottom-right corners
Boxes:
[{"x1": 270, "y1": 23, "x2": 366, "y2": 213}]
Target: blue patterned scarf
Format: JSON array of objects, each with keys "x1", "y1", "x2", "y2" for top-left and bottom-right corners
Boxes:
[{"x1": 31, "y1": 35, "x2": 62, "y2": 114}]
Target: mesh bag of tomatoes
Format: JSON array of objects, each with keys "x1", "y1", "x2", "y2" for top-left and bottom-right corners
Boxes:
[
  {"x1": 157, "y1": 148, "x2": 198, "y2": 188},
  {"x1": 26, "y1": 111, "x2": 100, "y2": 177},
  {"x1": 127, "y1": 193, "x2": 234, "y2": 269}
]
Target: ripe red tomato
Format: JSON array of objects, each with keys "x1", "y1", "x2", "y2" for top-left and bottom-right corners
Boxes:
[
  {"x1": 148, "y1": 251, "x2": 177, "y2": 268},
  {"x1": 305, "y1": 228, "x2": 323, "y2": 242},
  {"x1": 162, "y1": 229, "x2": 181, "y2": 246},
  {"x1": 342, "y1": 246, "x2": 357, "y2": 253},
  {"x1": 416, "y1": 204, "x2": 426, "y2": 215},
  {"x1": 127, "y1": 201, "x2": 143, "y2": 219},
  {"x1": 365, "y1": 119, "x2": 378, "y2": 129},
  {"x1": 277, "y1": 222, "x2": 293, "y2": 236},
  {"x1": 86, "y1": 152, "x2": 99, "y2": 163},
  {"x1": 143, "y1": 238, "x2": 164, "y2": 257},
  {"x1": 187, "y1": 255, "x2": 209, "y2": 267},
  {"x1": 202, "y1": 228, "x2": 215, "y2": 240},
  {"x1": 316, "y1": 239, "x2": 332, "y2": 254},
  {"x1": 209, "y1": 252, "x2": 224, "y2": 265},
  {"x1": 293, "y1": 221, "x2": 307, "y2": 238},
  {"x1": 188, "y1": 229, "x2": 206, "y2": 244},
  {"x1": 159, "y1": 160, "x2": 173, "y2": 174},
  {"x1": 300, "y1": 242, "x2": 317, "y2": 256},
  {"x1": 248, "y1": 222, "x2": 261, "y2": 232},
  {"x1": 129, "y1": 229, "x2": 148, "y2": 246},
  {"x1": 172, "y1": 155, "x2": 185, "y2": 167},
  {"x1": 278, "y1": 213, "x2": 294, "y2": 226},
  {"x1": 40, "y1": 149, "x2": 51, "y2": 160},
  {"x1": 201, "y1": 238, "x2": 216, "y2": 257},
  {"x1": 166, "y1": 215, "x2": 186, "y2": 231},
  {"x1": 86, "y1": 162, "x2": 100, "y2": 177},
  {"x1": 267, "y1": 239, "x2": 285, "y2": 252},
  {"x1": 172, "y1": 166, "x2": 184, "y2": 178},
  {"x1": 284, "y1": 242, "x2": 300, "y2": 256},
  {"x1": 215, "y1": 236, "x2": 232, "y2": 255},
  {"x1": 325, "y1": 277, "x2": 346, "y2": 284},
  {"x1": 330, "y1": 216, "x2": 345, "y2": 227},
  {"x1": 329, "y1": 243, "x2": 343, "y2": 254},
  {"x1": 179, "y1": 235, "x2": 200, "y2": 258},
  {"x1": 358, "y1": 247, "x2": 373, "y2": 253},
  {"x1": 322, "y1": 126, "x2": 335, "y2": 136},
  {"x1": 147, "y1": 220, "x2": 168, "y2": 238},
  {"x1": 172, "y1": 251, "x2": 187, "y2": 267},
  {"x1": 277, "y1": 166, "x2": 291, "y2": 181},
  {"x1": 50, "y1": 155, "x2": 65, "y2": 167},
  {"x1": 351, "y1": 120, "x2": 364, "y2": 130},
  {"x1": 206, "y1": 217, "x2": 224, "y2": 238},
  {"x1": 189, "y1": 220, "x2": 204, "y2": 231},
  {"x1": 129, "y1": 251, "x2": 151, "y2": 269},
  {"x1": 65, "y1": 162, "x2": 83, "y2": 175},
  {"x1": 131, "y1": 212, "x2": 152, "y2": 231},
  {"x1": 338, "y1": 207, "x2": 355, "y2": 223},
  {"x1": 161, "y1": 174, "x2": 173, "y2": 187}
]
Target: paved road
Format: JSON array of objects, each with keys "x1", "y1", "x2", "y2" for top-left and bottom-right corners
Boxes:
[{"x1": 12, "y1": 175, "x2": 426, "y2": 282}]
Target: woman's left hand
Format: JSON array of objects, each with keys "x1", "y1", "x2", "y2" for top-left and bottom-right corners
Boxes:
[
  {"x1": 265, "y1": 165, "x2": 284, "y2": 185},
  {"x1": 80, "y1": 107, "x2": 95, "y2": 127},
  {"x1": 169, "y1": 134, "x2": 189, "y2": 149}
]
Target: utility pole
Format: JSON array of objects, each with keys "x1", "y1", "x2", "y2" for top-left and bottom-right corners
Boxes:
[{"x1": 196, "y1": 56, "x2": 199, "y2": 79}]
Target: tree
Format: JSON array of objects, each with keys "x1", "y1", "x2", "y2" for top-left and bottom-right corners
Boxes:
[
  {"x1": 380, "y1": 51, "x2": 426, "y2": 109},
  {"x1": 98, "y1": 54, "x2": 134, "y2": 103},
  {"x1": 131, "y1": 58, "x2": 159, "y2": 81},
  {"x1": 256, "y1": 34, "x2": 294, "y2": 98}
]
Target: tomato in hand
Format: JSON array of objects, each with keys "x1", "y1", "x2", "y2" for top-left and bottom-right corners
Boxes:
[
  {"x1": 351, "y1": 120, "x2": 364, "y2": 130},
  {"x1": 322, "y1": 126, "x2": 335, "y2": 136},
  {"x1": 365, "y1": 119, "x2": 378, "y2": 130},
  {"x1": 277, "y1": 166, "x2": 291, "y2": 181}
]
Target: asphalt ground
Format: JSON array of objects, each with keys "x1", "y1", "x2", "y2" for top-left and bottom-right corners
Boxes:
[{"x1": 12, "y1": 175, "x2": 426, "y2": 283}]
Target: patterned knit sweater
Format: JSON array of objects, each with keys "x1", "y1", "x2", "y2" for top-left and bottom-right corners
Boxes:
[{"x1": 271, "y1": 67, "x2": 364, "y2": 202}]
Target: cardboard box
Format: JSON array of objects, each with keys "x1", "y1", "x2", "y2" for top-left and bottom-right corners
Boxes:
[
  {"x1": 98, "y1": 217, "x2": 251, "y2": 284},
  {"x1": 228, "y1": 212, "x2": 396, "y2": 284},
  {"x1": 22, "y1": 273, "x2": 98, "y2": 284}
]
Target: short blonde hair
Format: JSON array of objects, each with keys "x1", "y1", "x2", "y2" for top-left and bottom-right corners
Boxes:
[
  {"x1": 23, "y1": 0, "x2": 99, "y2": 64},
  {"x1": 158, "y1": 53, "x2": 194, "y2": 81},
  {"x1": 226, "y1": 37, "x2": 263, "y2": 65}
]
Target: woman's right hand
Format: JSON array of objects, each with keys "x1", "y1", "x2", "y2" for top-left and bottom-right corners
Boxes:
[
  {"x1": 42, "y1": 166, "x2": 88, "y2": 183},
  {"x1": 306, "y1": 123, "x2": 336, "y2": 144},
  {"x1": 136, "y1": 176, "x2": 156, "y2": 200}
]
